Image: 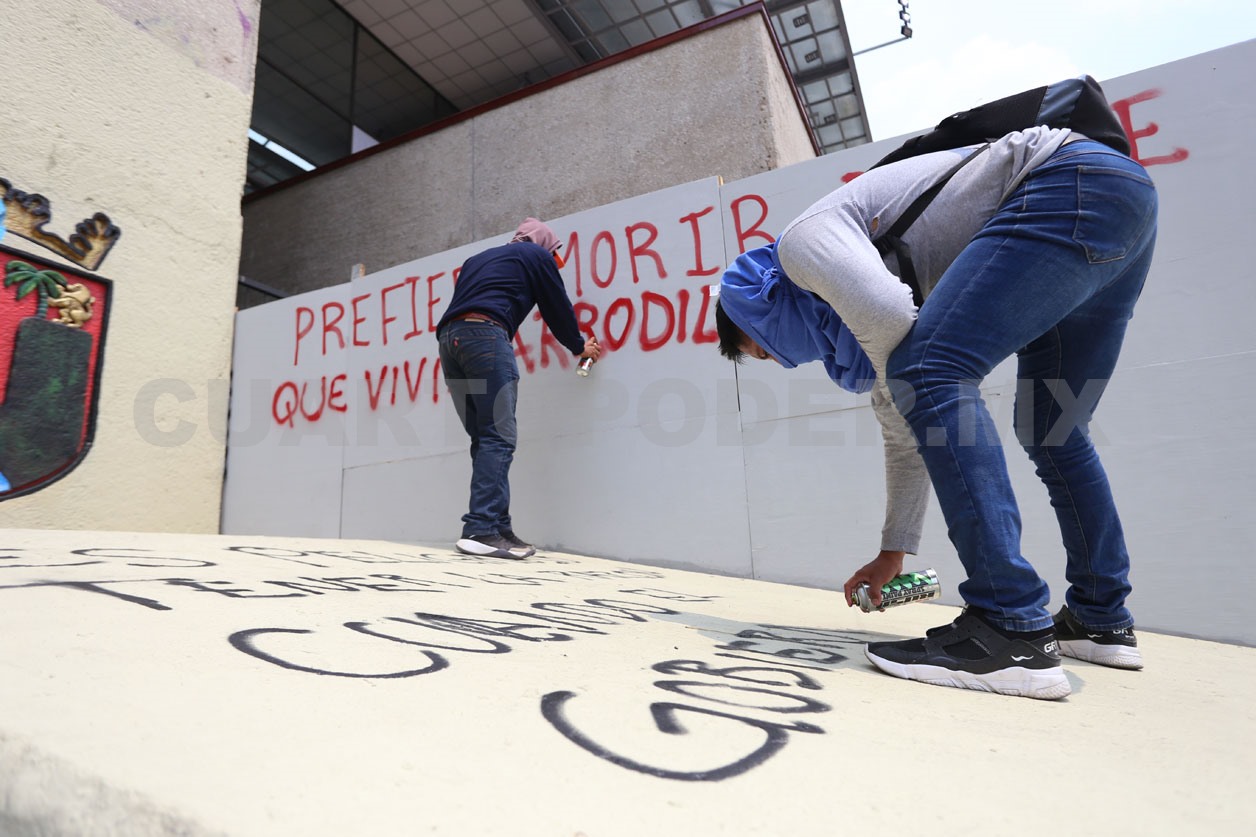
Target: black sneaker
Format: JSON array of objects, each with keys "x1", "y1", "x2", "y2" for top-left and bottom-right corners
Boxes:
[
  {"x1": 455, "y1": 534, "x2": 530, "y2": 559},
  {"x1": 499, "y1": 529, "x2": 537, "y2": 557},
  {"x1": 1053, "y1": 606, "x2": 1143, "y2": 670},
  {"x1": 865, "y1": 609, "x2": 1071, "y2": 700}
]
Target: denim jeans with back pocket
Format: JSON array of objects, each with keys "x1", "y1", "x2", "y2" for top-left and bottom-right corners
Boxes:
[{"x1": 438, "y1": 320, "x2": 520, "y2": 538}]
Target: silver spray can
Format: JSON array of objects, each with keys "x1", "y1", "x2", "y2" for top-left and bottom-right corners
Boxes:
[
  {"x1": 576, "y1": 356, "x2": 595, "y2": 377},
  {"x1": 853, "y1": 568, "x2": 941, "y2": 612}
]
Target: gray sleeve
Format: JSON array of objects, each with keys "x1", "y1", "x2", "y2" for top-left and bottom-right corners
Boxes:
[
  {"x1": 872, "y1": 380, "x2": 930, "y2": 553},
  {"x1": 777, "y1": 211, "x2": 931, "y2": 552}
]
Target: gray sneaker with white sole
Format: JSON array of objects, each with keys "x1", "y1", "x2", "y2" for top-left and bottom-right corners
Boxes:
[{"x1": 455, "y1": 534, "x2": 530, "y2": 560}]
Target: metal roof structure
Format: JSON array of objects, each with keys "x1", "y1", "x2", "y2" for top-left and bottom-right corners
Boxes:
[{"x1": 247, "y1": 0, "x2": 897, "y2": 193}]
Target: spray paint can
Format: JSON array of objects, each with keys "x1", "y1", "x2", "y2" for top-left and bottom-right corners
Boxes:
[
  {"x1": 577, "y1": 337, "x2": 598, "y2": 377},
  {"x1": 853, "y1": 568, "x2": 941, "y2": 613}
]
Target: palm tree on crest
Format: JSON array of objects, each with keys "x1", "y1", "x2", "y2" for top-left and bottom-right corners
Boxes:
[{"x1": 4, "y1": 260, "x2": 68, "y2": 318}]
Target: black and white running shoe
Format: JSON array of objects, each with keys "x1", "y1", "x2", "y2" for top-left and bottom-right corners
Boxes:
[
  {"x1": 1053, "y1": 605, "x2": 1143, "y2": 670},
  {"x1": 865, "y1": 608, "x2": 1071, "y2": 700}
]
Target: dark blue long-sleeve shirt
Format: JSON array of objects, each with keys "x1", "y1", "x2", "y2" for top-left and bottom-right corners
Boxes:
[{"x1": 435, "y1": 241, "x2": 586, "y2": 355}]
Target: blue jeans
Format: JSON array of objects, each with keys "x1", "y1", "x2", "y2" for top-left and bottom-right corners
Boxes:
[
  {"x1": 886, "y1": 141, "x2": 1158, "y2": 633},
  {"x1": 438, "y1": 321, "x2": 519, "y2": 538}
]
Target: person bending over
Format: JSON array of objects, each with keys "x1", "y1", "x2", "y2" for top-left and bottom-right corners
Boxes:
[{"x1": 715, "y1": 127, "x2": 1156, "y2": 699}]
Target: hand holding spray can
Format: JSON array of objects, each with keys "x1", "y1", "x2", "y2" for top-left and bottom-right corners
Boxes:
[
  {"x1": 576, "y1": 336, "x2": 599, "y2": 377},
  {"x1": 853, "y1": 568, "x2": 941, "y2": 612}
]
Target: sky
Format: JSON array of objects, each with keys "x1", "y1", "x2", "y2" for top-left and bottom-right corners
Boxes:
[{"x1": 839, "y1": 0, "x2": 1256, "y2": 141}]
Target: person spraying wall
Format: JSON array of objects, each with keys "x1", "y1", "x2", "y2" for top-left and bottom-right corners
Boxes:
[{"x1": 435, "y1": 218, "x2": 601, "y2": 559}]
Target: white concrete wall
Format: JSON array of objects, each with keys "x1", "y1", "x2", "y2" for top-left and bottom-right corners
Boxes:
[
  {"x1": 223, "y1": 41, "x2": 1256, "y2": 645},
  {"x1": 0, "y1": 0, "x2": 259, "y2": 532}
]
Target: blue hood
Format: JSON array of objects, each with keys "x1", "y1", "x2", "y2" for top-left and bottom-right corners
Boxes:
[{"x1": 719, "y1": 242, "x2": 875, "y2": 394}]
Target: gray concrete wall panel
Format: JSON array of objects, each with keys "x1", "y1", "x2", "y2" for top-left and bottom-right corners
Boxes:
[{"x1": 240, "y1": 123, "x2": 476, "y2": 296}]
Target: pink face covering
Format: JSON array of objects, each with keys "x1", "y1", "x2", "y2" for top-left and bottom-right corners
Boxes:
[{"x1": 512, "y1": 217, "x2": 562, "y2": 257}]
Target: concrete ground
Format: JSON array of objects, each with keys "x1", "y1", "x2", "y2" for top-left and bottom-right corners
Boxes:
[{"x1": 0, "y1": 528, "x2": 1251, "y2": 836}]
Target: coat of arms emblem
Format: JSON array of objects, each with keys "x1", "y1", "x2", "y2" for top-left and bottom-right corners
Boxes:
[{"x1": 1, "y1": 178, "x2": 116, "y2": 498}]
